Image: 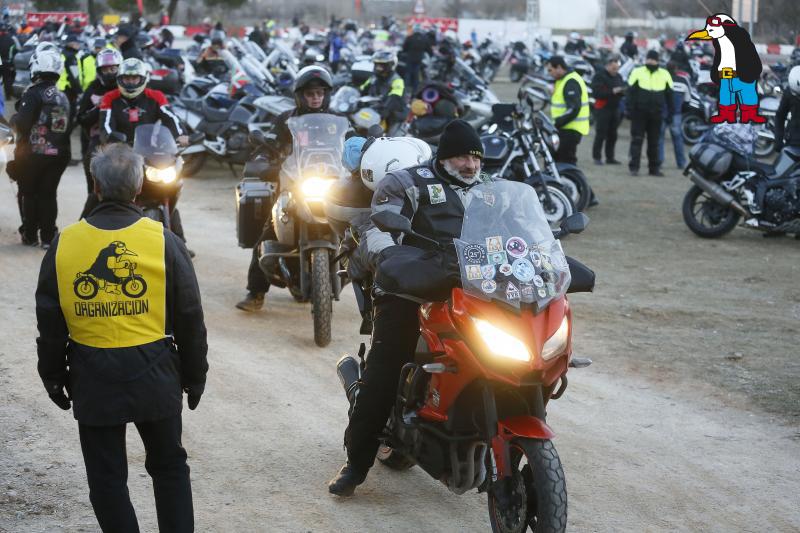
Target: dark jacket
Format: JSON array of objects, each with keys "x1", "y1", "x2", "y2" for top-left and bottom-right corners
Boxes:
[
  {"x1": 775, "y1": 92, "x2": 800, "y2": 148},
  {"x1": 76, "y1": 79, "x2": 113, "y2": 140},
  {"x1": 36, "y1": 201, "x2": 208, "y2": 426},
  {"x1": 12, "y1": 78, "x2": 71, "y2": 158},
  {"x1": 119, "y1": 38, "x2": 143, "y2": 60},
  {"x1": 403, "y1": 32, "x2": 433, "y2": 64},
  {"x1": 626, "y1": 66, "x2": 675, "y2": 116},
  {"x1": 590, "y1": 67, "x2": 625, "y2": 111},
  {"x1": 61, "y1": 47, "x2": 80, "y2": 96},
  {"x1": 99, "y1": 88, "x2": 183, "y2": 144},
  {"x1": 620, "y1": 38, "x2": 638, "y2": 60}
]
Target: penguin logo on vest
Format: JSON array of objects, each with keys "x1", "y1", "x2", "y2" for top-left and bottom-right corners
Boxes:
[
  {"x1": 687, "y1": 13, "x2": 766, "y2": 124},
  {"x1": 73, "y1": 241, "x2": 148, "y2": 300}
]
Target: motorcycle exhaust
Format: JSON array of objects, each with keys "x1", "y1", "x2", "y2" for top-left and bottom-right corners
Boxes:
[
  {"x1": 688, "y1": 169, "x2": 749, "y2": 217},
  {"x1": 336, "y1": 355, "x2": 361, "y2": 408}
]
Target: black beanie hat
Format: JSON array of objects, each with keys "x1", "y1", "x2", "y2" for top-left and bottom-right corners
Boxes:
[
  {"x1": 646, "y1": 49, "x2": 660, "y2": 61},
  {"x1": 437, "y1": 119, "x2": 483, "y2": 161}
]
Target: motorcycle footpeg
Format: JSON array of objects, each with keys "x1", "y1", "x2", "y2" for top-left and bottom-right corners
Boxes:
[{"x1": 569, "y1": 356, "x2": 592, "y2": 368}]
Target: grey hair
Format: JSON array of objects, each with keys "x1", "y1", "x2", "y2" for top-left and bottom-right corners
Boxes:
[{"x1": 90, "y1": 143, "x2": 144, "y2": 202}]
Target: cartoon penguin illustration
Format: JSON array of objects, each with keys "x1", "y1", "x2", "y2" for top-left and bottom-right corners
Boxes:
[
  {"x1": 687, "y1": 13, "x2": 765, "y2": 124},
  {"x1": 86, "y1": 241, "x2": 138, "y2": 294}
]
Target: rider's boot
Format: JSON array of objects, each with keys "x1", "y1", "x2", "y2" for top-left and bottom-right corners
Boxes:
[
  {"x1": 328, "y1": 462, "x2": 367, "y2": 497},
  {"x1": 235, "y1": 291, "x2": 265, "y2": 312}
]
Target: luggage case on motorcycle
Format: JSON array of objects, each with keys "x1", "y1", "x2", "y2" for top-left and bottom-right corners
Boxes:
[
  {"x1": 149, "y1": 68, "x2": 181, "y2": 95},
  {"x1": 236, "y1": 177, "x2": 275, "y2": 248},
  {"x1": 689, "y1": 142, "x2": 733, "y2": 179}
]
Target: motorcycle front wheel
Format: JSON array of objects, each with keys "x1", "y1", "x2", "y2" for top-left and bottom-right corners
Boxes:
[
  {"x1": 310, "y1": 248, "x2": 332, "y2": 347},
  {"x1": 556, "y1": 169, "x2": 591, "y2": 212},
  {"x1": 538, "y1": 185, "x2": 574, "y2": 230},
  {"x1": 681, "y1": 185, "x2": 741, "y2": 238},
  {"x1": 488, "y1": 439, "x2": 567, "y2": 533}
]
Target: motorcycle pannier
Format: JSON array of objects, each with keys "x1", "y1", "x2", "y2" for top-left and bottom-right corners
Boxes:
[
  {"x1": 236, "y1": 178, "x2": 275, "y2": 248},
  {"x1": 689, "y1": 143, "x2": 733, "y2": 179}
]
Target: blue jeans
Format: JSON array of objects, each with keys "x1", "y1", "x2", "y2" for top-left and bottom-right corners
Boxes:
[
  {"x1": 718, "y1": 77, "x2": 758, "y2": 106},
  {"x1": 658, "y1": 113, "x2": 687, "y2": 168},
  {"x1": 404, "y1": 61, "x2": 422, "y2": 96}
]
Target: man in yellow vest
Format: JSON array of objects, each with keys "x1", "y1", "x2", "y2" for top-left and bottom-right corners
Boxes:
[
  {"x1": 547, "y1": 55, "x2": 590, "y2": 165},
  {"x1": 35, "y1": 143, "x2": 208, "y2": 532},
  {"x1": 625, "y1": 49, "x2": 675, "y2": 176}
]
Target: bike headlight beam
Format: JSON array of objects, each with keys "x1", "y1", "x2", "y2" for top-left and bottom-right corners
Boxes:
[
  {"x1": 300, "y1": 176, "x2": 334, "y2": 200},
  {"x1": 472, "y1": 318, "x2": 531, "y2": 362},
  {"x1": 146, "y1": 166, "x2": 177, "y2": 184},
  {"x1": 541, "y1": 316, "x2": 569, "y2": 361}
]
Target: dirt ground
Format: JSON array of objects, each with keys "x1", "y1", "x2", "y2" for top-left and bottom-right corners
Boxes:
[{"x1": 1, "y1": 82, "x2": 799, "y2": 532}]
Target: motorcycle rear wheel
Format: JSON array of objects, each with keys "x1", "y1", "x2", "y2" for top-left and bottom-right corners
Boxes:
[
  {"x1": 181, "y1": 152, "x2": 207, "y2": 177},
  {"x1": 681, "y1": 114, "x2": 708, "y2": 145},
  {"x1": 310, "y1": 248, "x2": 332, "y2": 347},
  {"x1": 557, "y1": 169, "x2": 591, "y2": 212},
  {"x1": 488, "y1": 439, "x2": 567, "y2": 533},
  {"x1": 376, "y1": 444, "x2": 415, "y2": 471},
  {"x1": 681, "y1": 185, "x2": 741, "y2": 238}
]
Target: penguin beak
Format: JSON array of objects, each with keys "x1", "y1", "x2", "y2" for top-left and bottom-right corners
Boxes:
[
  {"x1": 687, "y1": 29, "x2": 711, "y2": 40},
  {"x1": 121, "y1": 250, "x2": 138, "y2": 256}
]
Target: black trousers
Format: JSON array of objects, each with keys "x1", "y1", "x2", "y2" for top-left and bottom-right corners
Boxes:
[
  {"x1": 345, "y1": 294, "x2": 420, "y2": 473},
  {"x1": 78, "y1": 415, "x2": 193, "y2": 533},
  {"x1": 592, "y1": 107, "x2": 620, "y2": 161},
  {"x1": 17, "y1": 154, "x2": 69, "y2": 243},
  {"x1": 554, "y1": 129, "x2": 582, "y2": 165},
  {"x1": 0, "y1": 65, "x2": 13, "y2": 98},
  {"x1": 246, "y1": 217, "x2": 278, "y2": 294},
  {"x1": 629, "y1": 111, "x2": 663, "y2": 172}
]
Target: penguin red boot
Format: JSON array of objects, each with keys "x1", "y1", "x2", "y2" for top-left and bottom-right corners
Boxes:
[
  {"x1": 739, "y1": 104, "x2": 767, "y2": 124},
  {"x1": 710, "y1": 104, "x2": 737, "y2": 123}
]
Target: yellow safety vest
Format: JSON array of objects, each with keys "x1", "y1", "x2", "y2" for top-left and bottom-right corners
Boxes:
[
  {"x1": 79, "y1": 53, "x2": 97, "y2": 91},
  {"x1": 627, "y1": 65, "x2": 673, "y2": 92},
  {"x1": 360, "y1": 74, "x2": 404, "y2": 98},
  {"x1": 56, "y1": 53, "x2": 68, "y2": 90},
  {"x1": 55, "y1": 218, "x2": 167, "y2": 349},
  {"x1": 551, "y1": 71, "x2": 590, "y2": 135}
]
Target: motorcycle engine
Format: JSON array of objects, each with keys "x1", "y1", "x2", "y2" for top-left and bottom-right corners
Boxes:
[
  {"x1": 763, "y1": 186, "x2": 799, "y2": 225},
  {"x1": 228, "y1": 131, "x2": 249, "y2": 152}
]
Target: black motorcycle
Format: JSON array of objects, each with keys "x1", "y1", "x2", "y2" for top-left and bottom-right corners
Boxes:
[
  {"x1": 682, "y1": 126, "x2": 800, "y2": 238},
  {"x1": 507, "y1": 41, "x2": 532, "y2": 83}
]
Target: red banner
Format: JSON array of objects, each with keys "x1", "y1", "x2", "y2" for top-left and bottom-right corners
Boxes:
[
  {"x1": 408, "y1": 17, "x2": 458, "y2": 33},
  {"x1": 26, "y1": 12, "x2": 88, "y2": 28}
]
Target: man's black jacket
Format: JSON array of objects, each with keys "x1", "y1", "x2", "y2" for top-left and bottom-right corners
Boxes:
[
  {"x1": 36, "y1": 202, "x2": 209, "y2": 426},
  {"x1": 402, "y1": 32, "x2": 432, "y2": 63},
  {"x1": 775, "y1": 92, "x2": 800, "y2": 148},
  {"x1": 590, "y1": 67, "x2": 625, "y2": 111}
]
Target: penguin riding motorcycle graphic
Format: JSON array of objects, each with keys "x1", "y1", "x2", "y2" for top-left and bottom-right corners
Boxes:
[
  {"x1": 73, "y1": 241, "x2": 148, "y2": 300},
  {"x1": 687, "y1": 13, "x2": 766, "y2": 124}
]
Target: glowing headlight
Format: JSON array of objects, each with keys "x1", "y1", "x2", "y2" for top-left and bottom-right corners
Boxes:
[
  {"x1": 541, "y1": 316, "x2": 569, "y2": 361},
  {"x1": 300, "y1": 177, "x2": 334, "y2": 199},
  {"x1": 472, "y1": 318, "x2": 531, "y2": 362},
  {"x1": 146, "y1": 166, "x2": 177, "y2": 183}
]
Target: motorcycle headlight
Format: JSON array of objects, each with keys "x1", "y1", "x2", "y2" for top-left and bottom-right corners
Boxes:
[
  {"x1": 300, "y1": 176, "x2": 334, "y2": 200},
  {"x1": 550, "y1": 133, "x2": 560, "y2": 151},
  {"x1": 472, "y1": 318, "x2": 531, "y2": 362},
  {"x1": 145, "y1": 166, "x2": 177, "y2": 183},
  {"x1": 540, "y1": 316, "x2": 569, "y2": 361}
]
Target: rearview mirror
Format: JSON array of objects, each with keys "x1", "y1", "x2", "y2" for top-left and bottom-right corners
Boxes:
[
  {"x1": 371, "y1": 210, "x2": 412, "y2": 234},
  {"x1": 559, "y1": 212, "x2": 590, "y2": 236}
]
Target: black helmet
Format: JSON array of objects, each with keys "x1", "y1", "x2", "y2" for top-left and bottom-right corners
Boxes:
[
  {"x1": 372, "y1": 50, "x2": 397, "y2": 77},
  {"x1": 293, "y1": 65, "x2": 333, "y2": 112}
]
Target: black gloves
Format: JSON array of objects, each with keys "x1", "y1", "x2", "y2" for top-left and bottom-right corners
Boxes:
[
  {"x1": 184, "y1": 385, "x2": 204, "y2": 410},
  {"x1": 48, "y1": 387, "x2": 71, "y2": 410}
]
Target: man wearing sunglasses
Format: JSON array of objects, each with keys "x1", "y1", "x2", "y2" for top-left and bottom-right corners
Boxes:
[{"x1": 687, "y1": 13, "x2": 765, "y2": 124}]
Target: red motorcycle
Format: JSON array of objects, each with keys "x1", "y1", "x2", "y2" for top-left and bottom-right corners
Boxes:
[{"x1": 337, "y1": 181, "x2": 594, "y2": 532}]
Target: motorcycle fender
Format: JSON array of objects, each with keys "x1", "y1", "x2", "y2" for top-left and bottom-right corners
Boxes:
[
  {"x1": 304, "y1": 240, "x2": 337, "y2": 252},
  {"x1": 180, "y1": 144, "x2": 207, "y2": 155},
  {"x1": 555, "y1": 162, "x2": 580, "y2": 174},
  {"x1": 498, "y1": 415, "x2": 555, "y2": 441}
]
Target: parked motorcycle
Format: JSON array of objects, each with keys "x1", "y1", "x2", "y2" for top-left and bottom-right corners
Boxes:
[
  {"x1": 259, "y1": 113, "x2": 350, "y2": 346},
  {"x1": 681, "y1": 82, "x2": 716, "y2": 145},
  {"x1": 507, "y1": 41, "x2": 532, "y2": 83},
  {"x1": 337, "y1": 181, "x2": 594, "y2": 532},
  {"x1": 682, "y1": 124, "x2": 800, "y2": 238}
]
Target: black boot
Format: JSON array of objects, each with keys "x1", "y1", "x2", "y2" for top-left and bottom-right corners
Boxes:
[
  {"x1": 328, "y1": 463, "x2": 367, "y2": 497},
  {"x1": 235, "y1": 291, "x2": 265, "y2": 312}
]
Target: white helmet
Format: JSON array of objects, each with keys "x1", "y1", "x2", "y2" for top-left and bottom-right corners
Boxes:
[
  {"x1": 360, "y1": 137, "x2": 433, "y2": 191},
  {"x1": 30, "y1": 49, "x2": 63, "y2": 78},
  {"x1": 117, "y1": 57, "x2": 150, "y2": 99},
  {"x1": 788, "y1": 66, "x2": 800, "y2": 96}
]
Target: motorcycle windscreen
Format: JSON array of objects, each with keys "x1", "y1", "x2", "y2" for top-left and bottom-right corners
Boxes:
[
  {"x1": 283, "y1": 113, "x2": 350, "y2": 184},
  {"x1": 330, "y1": 86, "x2": 360, "y2": 114},
  {"x1": 454, "y1": 181, "x2": 570, "y2": 310},
  {"x1": 133, "y1": 123, "x2": 178, "y2": 169}
]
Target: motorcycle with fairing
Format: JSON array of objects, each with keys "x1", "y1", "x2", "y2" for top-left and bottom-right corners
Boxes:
[
  {"x1": 259, "y1": 113, "x2": 351, "y2": 346},
  {"x1": 337, "y1": 180, "x2": 594, "y2": 532}
]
